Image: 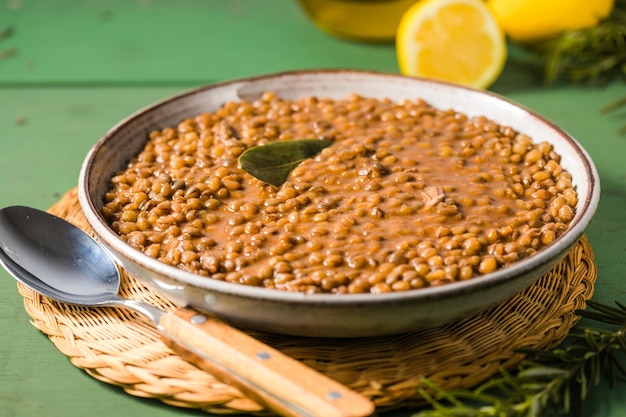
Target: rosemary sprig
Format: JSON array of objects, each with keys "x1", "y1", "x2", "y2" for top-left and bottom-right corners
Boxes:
[
  {"x1": 525, "y1": 1, "x2": 626, "y2": 85},
  {"x1": 522, "y1": 2, "x2": 626, "y2": 133},
  {"x1": 411, "y1": 301, "x2": 626, "y2": 417}
]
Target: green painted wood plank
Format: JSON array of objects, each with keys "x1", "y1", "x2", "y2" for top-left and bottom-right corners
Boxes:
[
  {"x1": 0, "y1": 86, "x2": 182, "y2": 208},
  {"x1": 0, "y1": 0, "x2": 399, "y2": 84}
]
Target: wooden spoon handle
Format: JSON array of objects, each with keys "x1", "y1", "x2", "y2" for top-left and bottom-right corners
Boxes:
[{"x1": 157, "y1": 307, "x2": 375, "y2": 417}]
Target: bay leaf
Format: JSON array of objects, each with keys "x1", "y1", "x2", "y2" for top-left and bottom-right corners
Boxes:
[{"x1": 238, "y1": 139, "x2": 334, "y2": 186}]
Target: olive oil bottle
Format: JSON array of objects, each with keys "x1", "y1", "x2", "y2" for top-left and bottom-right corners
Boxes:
[{"x1": 298, "y1": 0, "x2": 416, "y2": 43}]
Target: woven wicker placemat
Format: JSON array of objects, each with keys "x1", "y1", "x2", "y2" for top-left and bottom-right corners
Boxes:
[{"x1": 17, "y1": 188, "x2": 597, "y2": 414}]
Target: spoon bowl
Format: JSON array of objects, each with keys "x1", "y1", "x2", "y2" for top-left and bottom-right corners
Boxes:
[
  {"x1": 0, "y1": 207, "x2": 165, "y2": 321},
  {"x1": 0, "y1": 205, "x2": 374, "y2": 417},
  {"x1": 0, "y1": 206, "x2": 121, "y2": 305}
]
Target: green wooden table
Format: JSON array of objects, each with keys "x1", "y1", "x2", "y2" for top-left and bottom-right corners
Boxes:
[{"x1": 1, "y1": 2, "x2": 625, "y2": 416}]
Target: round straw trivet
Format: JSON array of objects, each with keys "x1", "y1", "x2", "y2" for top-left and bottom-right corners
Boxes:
[{"x1": 17, "y1": 188, "x2": 597, "y2": 415}]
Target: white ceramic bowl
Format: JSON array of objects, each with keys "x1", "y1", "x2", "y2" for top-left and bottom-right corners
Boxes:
[{"x1": 78, "y1": 70, "x2": 600, "y2": 337}]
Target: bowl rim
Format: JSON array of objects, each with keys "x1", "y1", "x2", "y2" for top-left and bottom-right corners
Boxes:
[{"x1": 78, "y1": 68, "x2": 601, "y2": 306}]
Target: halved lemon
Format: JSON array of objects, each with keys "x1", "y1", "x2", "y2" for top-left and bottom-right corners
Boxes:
[{"x1": 396, "y1": 0, "x2": 507, "y2": 89}]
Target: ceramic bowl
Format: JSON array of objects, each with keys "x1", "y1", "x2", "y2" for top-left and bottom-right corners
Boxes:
[{"x1": 78, "y1": 70, "x2": 600, "y2": 338}]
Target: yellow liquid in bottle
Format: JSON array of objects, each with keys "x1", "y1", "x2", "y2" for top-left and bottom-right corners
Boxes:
[{"x1": 298, "y1": 0, "x2": 416, "y2": 43}]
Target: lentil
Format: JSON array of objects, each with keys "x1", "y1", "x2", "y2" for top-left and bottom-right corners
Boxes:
[{"x1": 103, "y1": 92, "x2": 578, "y2": 294}]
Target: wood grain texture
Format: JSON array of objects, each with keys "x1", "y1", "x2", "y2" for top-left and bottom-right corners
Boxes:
[{"x1": 160, "y1": 308, "x2": 375, "y2": 417}]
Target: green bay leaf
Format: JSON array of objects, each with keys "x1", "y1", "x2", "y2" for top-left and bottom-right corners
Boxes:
[{"x1": 238, "y1": 139, "x2": 333, "y2": 187}]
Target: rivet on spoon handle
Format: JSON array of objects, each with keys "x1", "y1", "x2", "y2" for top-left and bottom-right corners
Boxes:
[{"x1": 159, "y1": 307, "x2": 375, "y2": 417}]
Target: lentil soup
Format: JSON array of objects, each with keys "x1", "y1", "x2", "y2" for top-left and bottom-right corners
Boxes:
[{"x1": 102, "y1": 92, "x2": 577, "y2": 295}]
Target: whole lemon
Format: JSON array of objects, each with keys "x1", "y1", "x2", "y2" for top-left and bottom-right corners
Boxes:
[{"x1": 487, "y1": 0, "x2": 615, "y2": 43}]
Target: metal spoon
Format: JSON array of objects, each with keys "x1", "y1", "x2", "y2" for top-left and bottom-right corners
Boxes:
[{"x1": 0, "y1": 205, "x2": 375, "y2": 417}]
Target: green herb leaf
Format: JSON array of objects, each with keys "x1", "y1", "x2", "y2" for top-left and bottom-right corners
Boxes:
[
  {"x1": 526, "y1": 2, "x2": 626, "y2": 86},
  {"x1": 410, "y1": 299, "x2": 626, "y2": 417},
  {"x1": 238, "y1": 139, "x2": 333, "y2": 186}
]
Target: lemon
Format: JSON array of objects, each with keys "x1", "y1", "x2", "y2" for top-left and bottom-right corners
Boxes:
[
  {"x1": 487, "y1": 0, "x2": 615, "y2": 43},
  {"x1": 396, "y1": 0, "x2": 507, "y2": 89}
]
